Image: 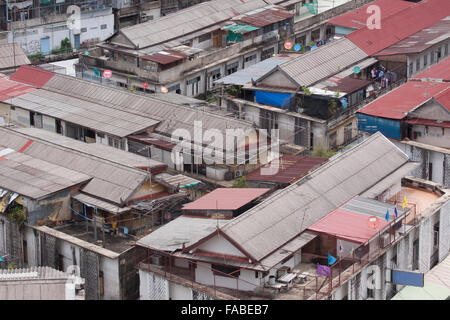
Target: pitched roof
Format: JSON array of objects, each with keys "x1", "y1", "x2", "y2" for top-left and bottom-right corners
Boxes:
[
  {"x1": 327, "y1": 0, "x2": 414, "y2": 31},
  {"x1": 116, "y1": 0, "x2": 276, "y2": 49},
  {"x1": 0, "y1": 76, "x2": 36, "y2": 101},
  {"x1": 0, "y1": 128, "x2": 150, "y2": 205},
  {"x1": 218, "y1": 132, "x2": 410, "y2": 261},
  {"x1": 434, "y1": 87, "x2": 450, "y2": 110},
  {"x1": 346, "y1": 0, "x2": 450, "y2": 56},
  {"x1": 9, "y1": 65, "x2": 54, "y2": 88},
  {"x1": 357, "y1": 81, "x2": 450, "y2": 119},
  {"x1": 234, "y1": 6, "x2": 294, "y2": 28},
  {"x1": 0, "y1": 147, "x2": 91, "y2": 200},
  {"x1": 275, "y1": 38, "x2": 368, "y2": 87},
  {"x1": 182, "y1": 188, "x2": 270, "y2": 211},
  {"x1": 0, "y1": 44, "x2": 30, "y2": 70},
  {"x1": 413, "y1": 56, "x2": 450, "y2": 81}
]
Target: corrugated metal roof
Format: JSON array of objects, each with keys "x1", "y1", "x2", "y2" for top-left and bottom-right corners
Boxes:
[
  {"x1": 323, "y1": 76, "x2": 372, "y2": 94},
  {"x1": 223, "y1": 24, "x2": 260, "y2": 33},
  {"x1": 0, "y1": 266, "x2": 75, "y2": 281},
  {"x1": 160, "y1": 174, "x2": 202, "y2": 189},
  {"x1": 234, "y1": 6, "x2": 294, "y2": 28},
  {"x1": 182, "y1": 188, "x2": 270, "y2": 211},
  {"x1": 0, "y1": 44, "x2": 30, "y2": 70},
  {"x1": 434, "y1": 87, "x2": 450, "y2": 111},
  {"x1": 0, "y1": 76, "x2": 36, "y2": 101},
  {"x1": 413, "y1": 56, "x2": 450, "y2": 81},
  {"x1": 340, "y1": 196, "x2": 408, "y2": 220},
  {"x1": 137, "y1": 216, "x2": 228, "y2": 252},
  {"x1": 0, "y1": 128, "x2": 149, "y2": 205},
  {"x1": 215, "y1": 55, "x2": 293, "y2": 86},
  {"x1": 9, "y1": 89, "x2": 159, "y2": 138},
  {"x1": 361, "y1": 162, "x2": 421, "y2": 199},
  {"x1": 328, "y1": 0, "x2": 414, "y2": 31},
  {"x1": 118, "y1": 0, "x2": 276, "y2": 49},
  {"x1": 327, "y1": 57, "x2": 378, "y2": 79},
  {"x1": 40, "y1": 72, "x2": 255, "y2": 137},
  {"x1": 405, "y1": 118, "x2": 450, "y2": 128},
  {"x1": 13, "y1": 128, "x2": 166, "y2": 171},
  {"x1": 346, "y1": 0, "x2": 450, "y2": 56},
  {"x1": 307, "y1": 207, "x2": 389, "y2": 244},
  {"x1": 0, "y1": 147, "x2": 91, "y2": 200},
  {"x1": 377, "y1": 17, "x2": 450, "y2": 56},
  {"x1": 259, "y1": 230, "x2": 317, "y2": 269},
  {"x1": 245, "y1": 155, "x2": 327, "y2": 184},
  {"x1": 277, "y1": 38, "x2": 368, "y2": 87},
  {"x1": 9, "y1": 65, "x2": 54, "y2": 88},
  {"x1": 141, "y1": 49, "x2": 188, "y2": 65},
  {"x1": 72, "y1": 193, "x2": 131, "y2": 214},
  {"x1": 218, "y1": 132, "x2": 410, "y2": 261},
  {"x1": 357, "y1": 81, "x2": 450, "y2": 119}
]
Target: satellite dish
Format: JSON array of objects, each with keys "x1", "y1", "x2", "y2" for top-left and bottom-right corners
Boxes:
[
  {"x1": 354, "y1": 66, "x2": 361, "y2": 74},
  {"x1": 294, "y1": 44, "x2": 302, "y2": 52}
]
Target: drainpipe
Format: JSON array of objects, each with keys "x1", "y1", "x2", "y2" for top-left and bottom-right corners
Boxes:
[{"x1": 5, "y1": 0, "x2": 11, "y2": 22}]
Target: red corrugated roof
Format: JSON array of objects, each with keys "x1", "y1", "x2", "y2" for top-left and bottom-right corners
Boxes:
[
  {"x1": 236, "y1": 8, "x2": 294, "y2": 28},
  {"x1": 182, "y1": 188, "x2": 270, "y2": 211},
  {"x1": 405, "y1": 118, "x2": 450, "y2": 128},
  {"x1": 9, "y1": 65, "x2": 55, "y2": 88},
  {"x1": 346, "y1": 0, "x2": 450, "y2": 56},
  {"x1": 142, "y1": 50, "x2": 187, "y2": 65},
  {"x1": 358, "y1": 81, "x2": 450, "y2": 119},
  {"x1": 328, "y1": 0, "x2": 414, "y2": 31},
  {"x1": 0, "y1": 77, "x2": 37, "y2": 101},
  {"x1": 434, "y1": 88, "x2": 450, "y2": 111},
  {"x1": 245, "y1": 155, "x2": 327, "y2": 184},
  {"x1": 413, "y1": 56, "x2": 450, "y2": 82},
  {"x1": 308, "y1": 208, "x2": 389, "y2": 244}
]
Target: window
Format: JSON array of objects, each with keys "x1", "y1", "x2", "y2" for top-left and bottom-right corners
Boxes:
[
  {"x1": 198, "y1": 33, "x2": 211, "y2": 43},
  {"x1": 367, "y1": 288, "x2": 374, "y2": 298},
  {"x1": 226, "y1": 62, "x2": 239, "y2": 75},
  {"x1": 97, "y1": 132, "x2": 105, "y2": 139},
  {"x1": 423, "y1": 54, "x2": 427, "y2": 67},
  {"x1": 433, "y1": 223, "x2": 439, "y2": 248},
  {"x1": 429, "y1": 162, "x2": 433, "y2": 181},
  {"x1": 108, "y1": 136, "x2": 125, "y2": 150},
  {"x1": 10, "y1": 105, "x2": 15, "y2": 110},
  {"x1": 23, "y1": 240, "x2": 28, "y2": 265},
  {"x1": 81, "y1": 27, "x2": 87, "y2": 33},
  {"x1": 261, "y1": 47, "x2": 275, "y2": 61},
  {"x1": 416, "y1": 59, "x2": 420, "y2": 71},
  {"x1": 445, "y1": 43, "x2": 449, "y2": 56},
  {"x1": 409, "y1": 62, "x2": 413, "y2": 75},
  {"x1": 245, "y1": 54, "x2": 256, "y2": 62},
  {"x1": 262, "y1": 24, "x2": 274, "y2": 34},
  {"x1": 255, "y1": 271, "x2": 259, "y2": 278},
  {"x1": 99, "y1": 271, "x2": 104, "y2": 296},
  {"x1": 211, "y1": 264, "x2": 240, "y2": 277},
  {"x1": 431, "y1": 51, "x2": 435, "y2": 64},
  {"x1": 100, "y1": 24, "x2": 107, "y2": 30},
  {"x1": 168, "y1": 83, "x2": 181, "y2": 94},
  {"x1": 437, "y1": 47, "x2": 442, "y2": 60},
  {"x1": 56, "y1": 119, "x2": 62, "y2": 134}
]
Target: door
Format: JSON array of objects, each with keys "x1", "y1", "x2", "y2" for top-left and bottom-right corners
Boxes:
[
  {"x1": 74, "y1": 34, "x2": 80, "y2": 50},
  {"x1": 40, "y1": 37, "x2": 50, "y2": 55}
]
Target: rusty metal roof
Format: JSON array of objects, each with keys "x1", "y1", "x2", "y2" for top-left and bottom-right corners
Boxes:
[
  {"x1": 0, "y1": 76, "x2": 36, "y2": 101},
  {"x1": 245, "y1": 155, "x2": 327, "y2": 185},
  {"x1": 234, "y1": 6, "x2": 294, "y2": 28},
  {"x1": 182, "y1": 188, "x2": 271, "y2": 211},
  {"x1": 413, "y1": 56, "x2": 450, "y2": 82},
  {"x1": 9, "y1": 65, "x2": 54, "y2": 88},
  {"x1": 141, "y1": 50, "x2": 188, "y2": 65}
]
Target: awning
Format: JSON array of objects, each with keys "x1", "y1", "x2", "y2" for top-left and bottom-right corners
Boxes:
[{"x1": 72, "y1": 193, "x2": 131, "y2": 215}]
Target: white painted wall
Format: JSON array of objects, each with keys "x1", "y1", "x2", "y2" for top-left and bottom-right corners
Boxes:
[
  {"x1": 197, "y1": 235, "x2": 246, "y2": 258},
  {"x1": 411, "y1": 125, "x2": 450, "y2": 149}
]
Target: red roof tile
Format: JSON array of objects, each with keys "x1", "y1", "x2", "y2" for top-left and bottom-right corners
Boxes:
[
  {"x1": 9, "y1": 65, "x2": 55, "y2": 88},
  {"x1": 308, "y1": 208, "x2": 389, "y2": 244},
  {"x1": 182, "y1": 188, "x2": 270, "y2": 211},
  {"x1": 0, "y1": 76, "x2": 36, "y2": 101},
  {"x1": 328, "y1": 0, "x2": 414, "y2": 31},
  {"x1": 357, "y1": 81, "x2": 450, "y2": 119},
  {"x1": 245, "y1": 155, "x2": 327, "y2": 184},
  {"x1": 346, "y1": 0, "x2": 450, "y2": 56}
]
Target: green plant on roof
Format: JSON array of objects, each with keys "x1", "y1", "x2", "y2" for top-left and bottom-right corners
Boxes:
[
  {"x1": 311, "y1": 143, "x2": 336, "y2": 158},
  {"x1": 8, "y1": 205, "x2": 26, "y2": 230},
  {"x1": 232, "y1": 176, "x2": 249, "y2": 188}
]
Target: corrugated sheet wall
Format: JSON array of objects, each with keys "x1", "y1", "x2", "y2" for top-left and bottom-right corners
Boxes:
[{"x1": 357, "y1": 114, "x2": 401, "y2": 140}]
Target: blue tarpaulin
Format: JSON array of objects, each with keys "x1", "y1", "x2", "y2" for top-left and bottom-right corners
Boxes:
[{"x1": 255, "y1": 91, "x2": 292, "y2": 108}]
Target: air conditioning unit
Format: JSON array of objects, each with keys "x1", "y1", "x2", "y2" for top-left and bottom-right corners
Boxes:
[
  {"x1": 234, "y1": 170, "x2": 243, "y2": 178},
  {"x1": 381, "y1": 234, "x2": 390, "y2": 248},
  {"x1": 150, "y1": 254, "x2": 163, "y2": 266}
]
